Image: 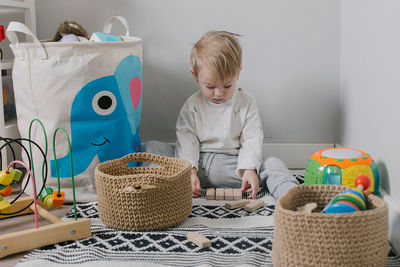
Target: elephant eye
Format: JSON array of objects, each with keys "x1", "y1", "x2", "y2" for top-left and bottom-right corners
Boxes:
[{"x1": 92, "y1": 91, "x2": 117, "y2": 116}]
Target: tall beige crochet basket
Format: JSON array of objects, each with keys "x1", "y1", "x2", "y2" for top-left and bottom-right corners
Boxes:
[
  {"x1": 272, "y1": 185, "x2": 388, "y2": 267},
  {"x1": 95, "y1": 153, "x2": 192, "y2": 231}
]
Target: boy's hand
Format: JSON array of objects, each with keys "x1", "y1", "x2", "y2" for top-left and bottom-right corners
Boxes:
[
  {"x1": 191, "y1": 167, "x2": 202, "y2": 197},
  {"x1": 240, "y1": 169, "x2": 259, "y2": 199}
]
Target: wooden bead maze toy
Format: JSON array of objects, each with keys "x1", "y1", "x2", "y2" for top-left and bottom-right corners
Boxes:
[{"x1": 0, "y1": 119, "x2": 91, "y2": 258}]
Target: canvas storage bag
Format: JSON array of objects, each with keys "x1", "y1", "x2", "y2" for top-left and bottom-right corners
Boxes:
[{"x1": 6, "y1": 16, "x2": 143, "y2": 202}]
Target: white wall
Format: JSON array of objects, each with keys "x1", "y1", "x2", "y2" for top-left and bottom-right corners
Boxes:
[
  {"x1": 35, "y1": 0, "x2": 340, "y2": 144},
  {"x1": 340, "y1": 0, "x2": 400, "y2": 203},
  {"x1": 340, "y1": 0, "x2": 400, "y2": 250}
]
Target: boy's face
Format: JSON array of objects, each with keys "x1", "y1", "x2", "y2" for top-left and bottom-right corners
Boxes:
[{"x1": 192, "y1": 65, "x2": 241, "y2": 104}]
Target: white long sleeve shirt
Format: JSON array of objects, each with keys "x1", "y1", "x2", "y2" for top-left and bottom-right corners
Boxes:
[{"x1": 175, "y1": 88, "x2": 264, "y2": 176}]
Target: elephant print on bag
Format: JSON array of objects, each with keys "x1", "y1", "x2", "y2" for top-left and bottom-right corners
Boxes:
[{"x1": 50, "y1": 55, "x2": 142, "y2": 177}]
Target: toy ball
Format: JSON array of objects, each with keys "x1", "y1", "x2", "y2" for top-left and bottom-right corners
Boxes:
[{"x1": 305, "y1": 148, "x2": 379, "y2": 194}]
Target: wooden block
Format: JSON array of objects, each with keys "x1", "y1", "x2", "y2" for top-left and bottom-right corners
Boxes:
[
  {"x1": 244, "y1": 200, "x2": 265, "y2": 212},
  {"x1": 187, "y1": 232, "x2": 211, "y2": 248},
  {"x1": 224, "y1": 188, "x2": 233, "y2": 200},
  {"x1": 206, "y1": 188, "x2": 215, "y2": 200},
  {"x1": 225, "y1": 199, "x2": 250, "y2": 209},
  {"x1": 233, "y1": 189, "x2": 242, "y2": 200},
  {"x1": 215, "y1": 188, "x2": 224, "y2": 200},
  {"x1": 296, "y1": 202, "x2": 317, "y2": 213}
]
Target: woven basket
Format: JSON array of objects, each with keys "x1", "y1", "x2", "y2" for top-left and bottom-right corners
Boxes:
[
  {"x1": 272, "y1": 184, "x2": 388, "y2": 267},
  {"x1": 95, "y1": 152, "x2": 192, "y2": 231}
]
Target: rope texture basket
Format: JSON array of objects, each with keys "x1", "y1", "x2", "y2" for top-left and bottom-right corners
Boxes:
[
  {"x1": 272, "y1": 184, "x2": 388, "y2": 267},
  {"x1": 95, "y1": 152, "x2": 192, "y2": 231}
]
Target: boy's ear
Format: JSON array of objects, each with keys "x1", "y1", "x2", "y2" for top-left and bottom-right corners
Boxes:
[
  {"x1": 236, "y1": 66, "x2": 243, "y2": 80},
  {"x1": 190, "y1": 69, "x2": 199, "y2": 83}
]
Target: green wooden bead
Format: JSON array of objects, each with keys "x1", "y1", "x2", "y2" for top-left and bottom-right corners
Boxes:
[
  {"x1": 9, "y1": 167, "x2": 22, "y2": 182},
  {"x1": 40, "y1": 187, "x2": 54, "y2": 202}
]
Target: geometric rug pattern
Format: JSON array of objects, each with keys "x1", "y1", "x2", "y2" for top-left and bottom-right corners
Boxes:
[{"x1": 16, "y1": 174, "x2": 400, "y2": 267}]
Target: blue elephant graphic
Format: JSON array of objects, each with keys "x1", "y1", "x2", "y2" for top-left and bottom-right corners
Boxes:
[{"x1": 50, "y1": 55, "x2": 142, "y2": 177}]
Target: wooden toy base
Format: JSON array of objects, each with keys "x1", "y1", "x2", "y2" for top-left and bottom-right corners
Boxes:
[{"x1": 0, "y1": 196, "x2": 91, "y2": 259}]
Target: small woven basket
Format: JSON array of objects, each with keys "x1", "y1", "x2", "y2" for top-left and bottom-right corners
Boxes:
[
  {"x1": 95, "y1": 152, "x2": 192, "y2": 231},
  {"x1": 272, "y1": 184, "x2": 388, "y2": 267}
]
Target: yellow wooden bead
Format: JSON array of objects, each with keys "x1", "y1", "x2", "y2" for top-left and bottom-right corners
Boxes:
[
  {"x1": 0, "y1": 170, "x2": 13, "y2": 185},
  {"x1": 0, "y1": 199, "x2": 11, "y2": 213},
  {"x1": 43, "y1": 195, "x2": 56, "y2": 209}
]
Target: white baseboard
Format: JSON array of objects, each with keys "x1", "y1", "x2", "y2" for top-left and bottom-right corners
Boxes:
[
  {"x1": 380, "y1": 188, "x2": 400, "y2": 254},
  {"x1": 262, "y1": 143, "x2": 334, "y2": 169}
]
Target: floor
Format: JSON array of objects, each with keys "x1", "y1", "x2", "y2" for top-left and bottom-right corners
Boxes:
[{"x1": 0, "y1": 170, "x2": 307, "y2": 266}]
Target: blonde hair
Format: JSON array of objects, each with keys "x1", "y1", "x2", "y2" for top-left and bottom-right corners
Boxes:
[{"x1": 190, "y1": 31, "x2": 242, "y2": 82}]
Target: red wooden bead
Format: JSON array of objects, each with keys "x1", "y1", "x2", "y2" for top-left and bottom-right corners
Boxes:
[{"x1": 355, "y1": 175, "x2": 371, "y2": 190}]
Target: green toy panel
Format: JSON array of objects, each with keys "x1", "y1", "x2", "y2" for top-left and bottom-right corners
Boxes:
[
  {"x1": 305, "y1": 160, "x2": 324, "y2": 185},
  {"x1": 371, "y1": 161, "x2": 380, "y2": 194},
  {"x1": 323, "y1": 165, "x2": 342, "y2": 185}
]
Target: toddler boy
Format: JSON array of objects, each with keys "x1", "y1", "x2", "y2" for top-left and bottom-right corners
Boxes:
[{"x1": 145, "y1": 31, "x2": 299, "y2": 199}]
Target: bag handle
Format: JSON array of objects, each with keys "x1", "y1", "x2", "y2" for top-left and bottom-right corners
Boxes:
[
  {"x1": 6, "y1": 21, "x2": 47, "y2": 60},
  {"x1": 102, "y1": 16, "x2": 130, "y2": 38}
]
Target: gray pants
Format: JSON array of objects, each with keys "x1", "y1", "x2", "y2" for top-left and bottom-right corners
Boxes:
[{"x1": 142, "y1": 140, "x2": 299, "y2": 199}]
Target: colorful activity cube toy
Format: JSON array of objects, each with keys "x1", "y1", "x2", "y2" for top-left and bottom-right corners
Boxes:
[{"x1": 304, "y1": 148, "x2": 379, "y2": 194}]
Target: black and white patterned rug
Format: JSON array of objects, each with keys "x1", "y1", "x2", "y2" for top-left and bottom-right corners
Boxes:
[{"x1": 16, "y1": 175, "x2": 400, "y2": 267}]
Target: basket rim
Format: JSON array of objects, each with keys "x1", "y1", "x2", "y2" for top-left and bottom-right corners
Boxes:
[
  {"x1": 95, "y1": 153, "x2": 192, "y2": 181},
  {"x1": 95, "y1": 168, "x2": 186, "y2": 185},
  {"x1": 276, "y1": 184, "x2": 388, "y2": 218}
]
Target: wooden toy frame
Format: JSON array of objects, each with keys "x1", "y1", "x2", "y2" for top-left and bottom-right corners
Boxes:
[{"x1": 0, "y1": 196, "x2": 91, "y2": 258}]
